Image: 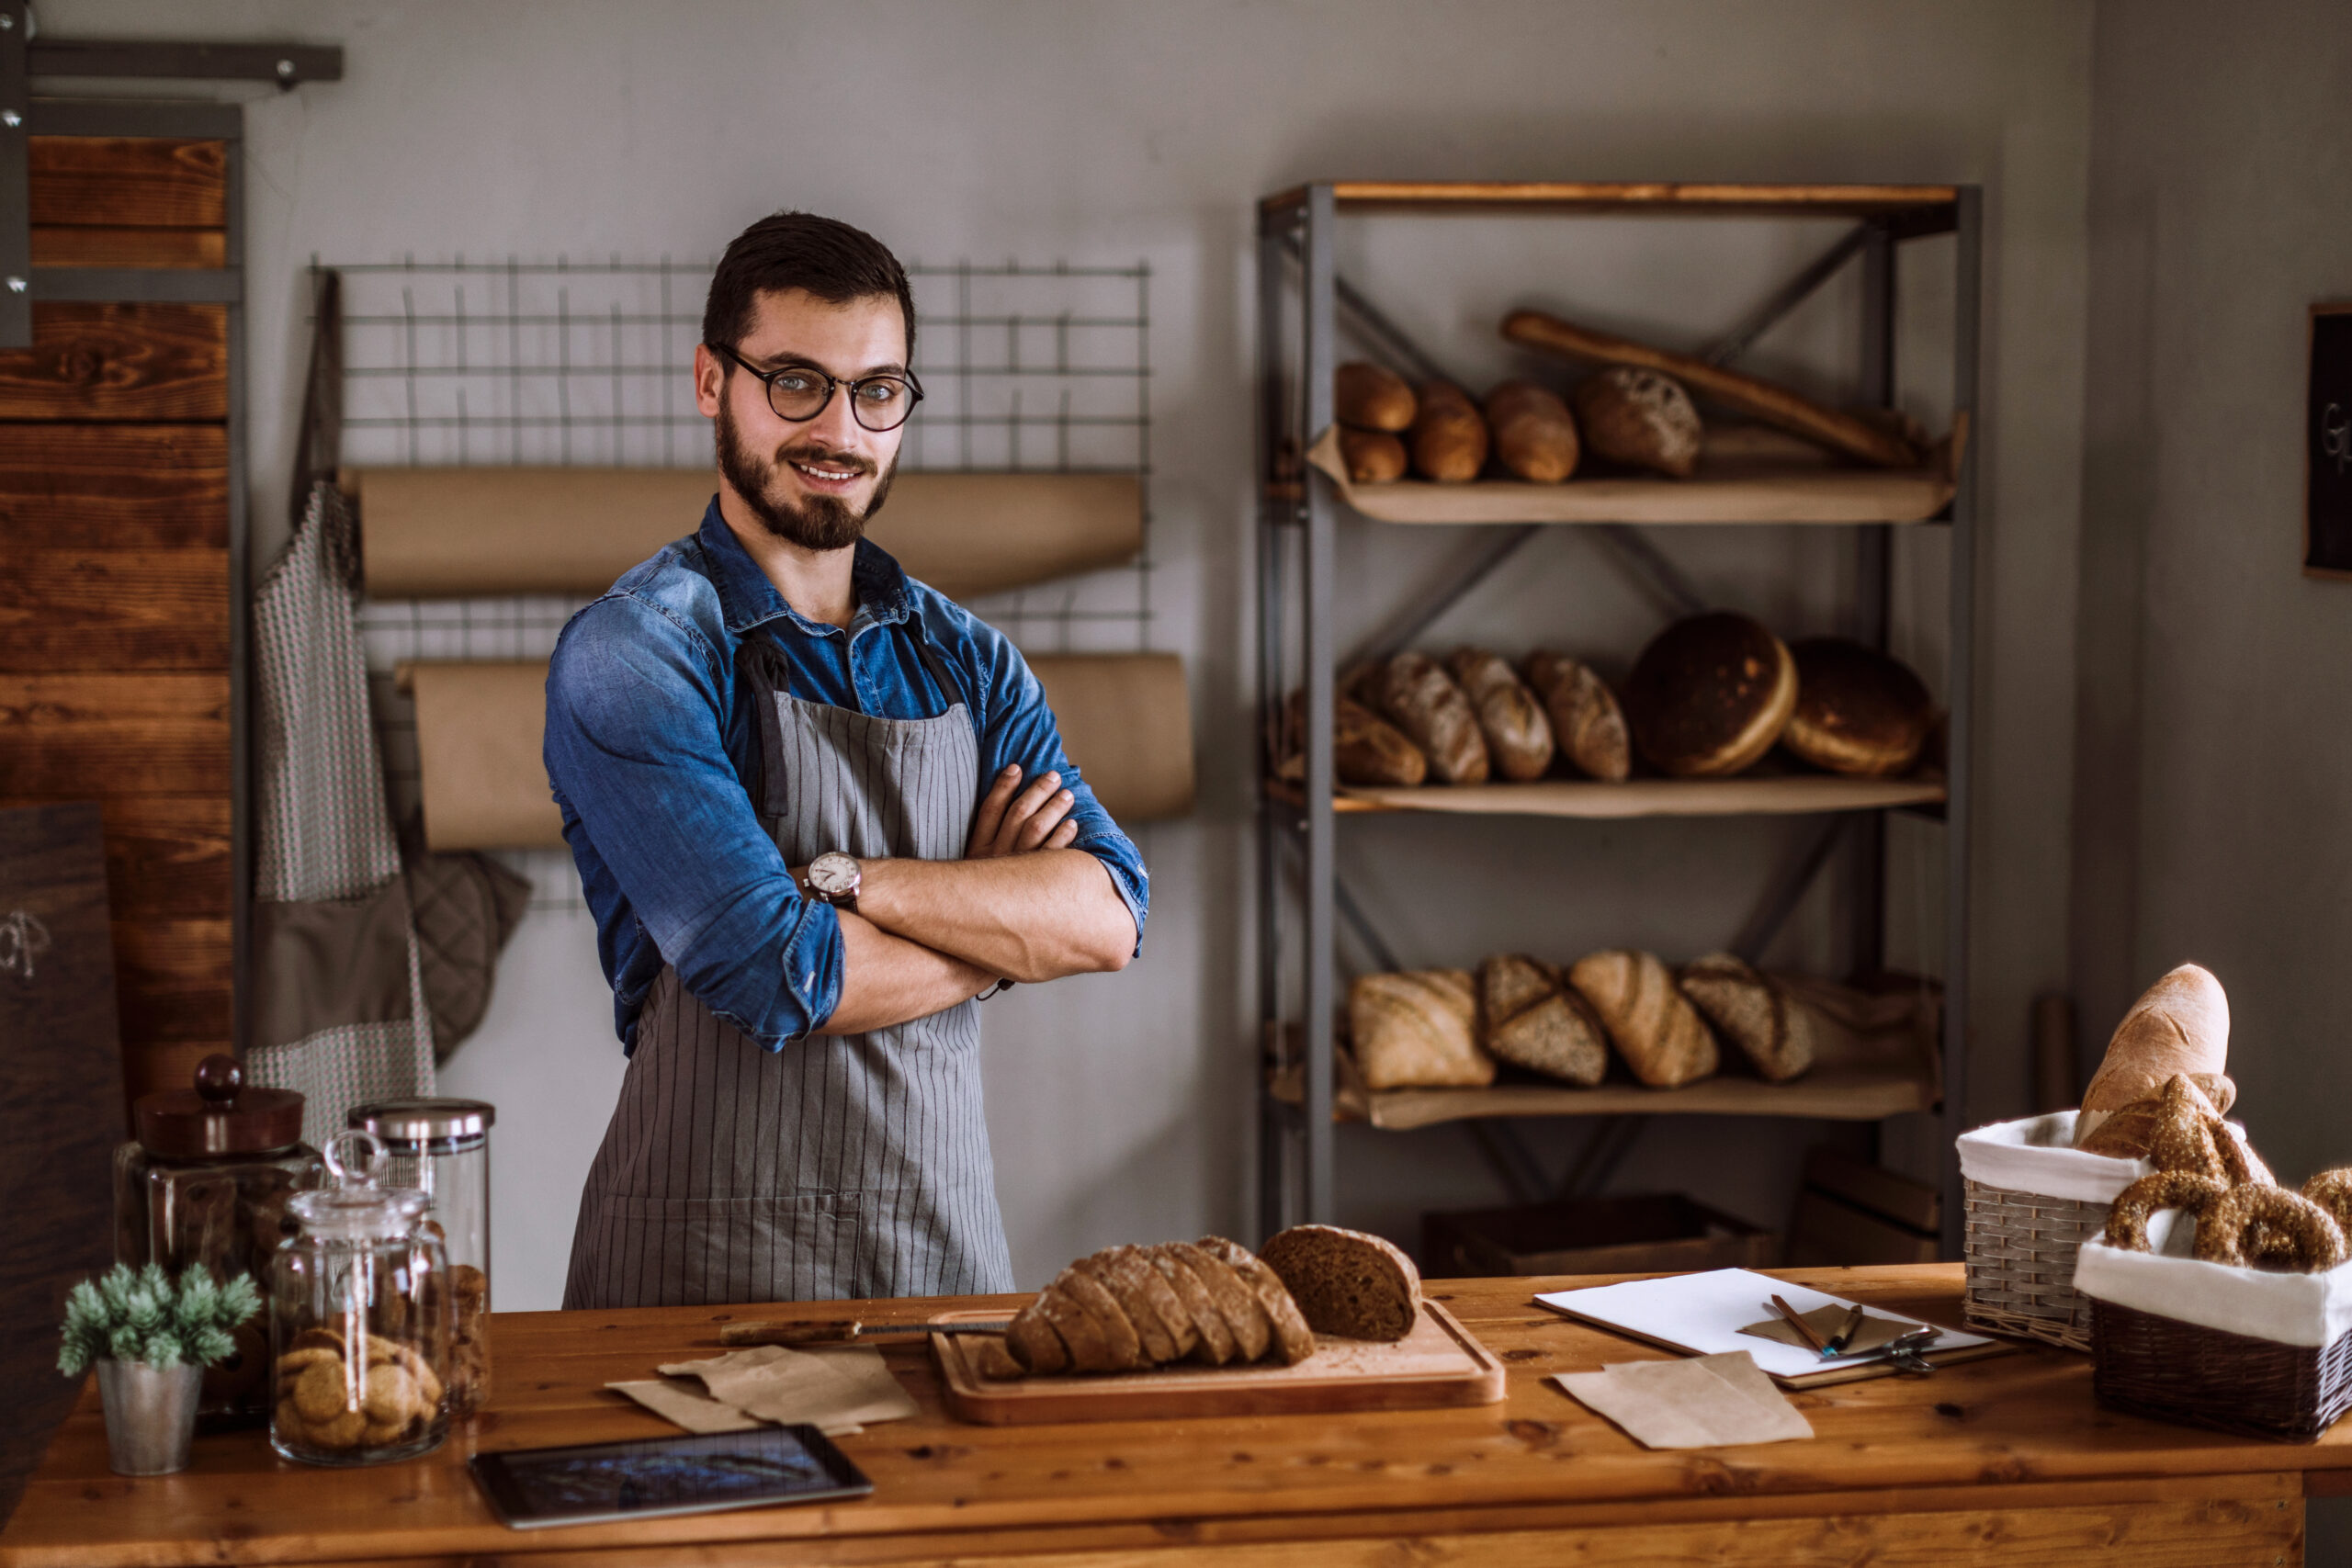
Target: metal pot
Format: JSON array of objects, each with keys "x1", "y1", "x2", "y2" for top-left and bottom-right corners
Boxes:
[{"x1": 96, "y1": 1359, "x2": 203, "y2": 1476}]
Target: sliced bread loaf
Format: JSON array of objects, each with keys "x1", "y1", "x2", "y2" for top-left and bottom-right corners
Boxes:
[
  {"x1": 1005, "y1": 1292, "x2": 1071, "y2": 1374},
  {"x1": 1257, "y1": 1224, "x2": 1422, "y2": 1343},
  {"x1": 1197, "y1": 1235, "x2": 1317, "y2": 1365},
  {"x1": 1146, "y1": 1244, "x2": 1238, "y2": 1365},
  {"x1": 1055, "y1": 1266, "x2": 1149, "y2": 1371},
  {"x1": 1034, "y1": 1283, "x2": 1114, "y2": 1373},
  {"x1": 1164, "y1": 1241, "x2": 1272, "y2": 1362}
]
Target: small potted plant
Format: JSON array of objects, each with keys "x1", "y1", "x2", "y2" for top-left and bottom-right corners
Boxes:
[{"x1": 59, "y1": 1263, "x2": 261, "y2": 1476}]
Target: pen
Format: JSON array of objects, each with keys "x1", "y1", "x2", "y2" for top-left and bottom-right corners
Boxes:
[{"x1": 1820, "y1": 1303, "x2": 1867, "y2": 1358}]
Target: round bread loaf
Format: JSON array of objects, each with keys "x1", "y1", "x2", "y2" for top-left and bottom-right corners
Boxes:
[
  {"x1": 1677, "y1": 952, "x2": 1815, "y2": 1083},
  {"x1": 1484, "y1": 380, "x2": 1579, "y2": 482},
  {"x1": 1338, "y1": 426, "x2": 1408, "y2": 482},
  {"x1": 1521, "y1": 650, "x2": 1631, "y2": 781},
  {"x1": 1571, "y1": 367, "x2": 1702, "y2": 478},
  {"x1": 1335, "y1": 361, "x2": 1416, "y2": 432},
  {"x1": 1446, "y1": 648, "x2": 1554, "y2": 781},
  {"x1": 1409, "y1": 380, "x2": 1489, "y2": 482},
  {"x1": 1623, "y1": 613, "x2": 1798, "y2": 777},
  {"x1": 1258, "y1": 1224, "x2": 1421, "y2": 1343},
  {"x1": 1782, "y1": 637, "x2": 1933, "y2": 776}
]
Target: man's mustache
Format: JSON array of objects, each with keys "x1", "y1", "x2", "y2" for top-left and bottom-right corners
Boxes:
[{"x1": 775, "y1": 445, "x2": 876, "y2": 478}]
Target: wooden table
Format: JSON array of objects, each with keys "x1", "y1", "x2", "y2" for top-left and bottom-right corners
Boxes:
[{"x1": 4, "y1": 1266, "x2": 2346, "y2": 1566}]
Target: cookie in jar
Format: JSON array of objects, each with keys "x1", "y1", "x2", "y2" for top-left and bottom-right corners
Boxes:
[{"x1": 348, "y1": 1100, "x2": 495, "y2": 1416}]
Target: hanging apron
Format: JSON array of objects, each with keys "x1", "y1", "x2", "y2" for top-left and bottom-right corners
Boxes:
[{"x1": 562, "y1": 632, "x2": 1014, "y2": 1308}]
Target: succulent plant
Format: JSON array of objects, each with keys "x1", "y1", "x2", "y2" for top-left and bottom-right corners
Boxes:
[{"x1": 58, "y1": 1263, "x2": 260, "y2": 1376}]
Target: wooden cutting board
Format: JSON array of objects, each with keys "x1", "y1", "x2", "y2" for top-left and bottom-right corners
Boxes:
[{"x1": 929, "y1": 1300, "x2": 1505, "y2": 1425}]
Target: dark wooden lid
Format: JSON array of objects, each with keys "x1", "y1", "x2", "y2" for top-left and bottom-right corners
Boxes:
[
  {"x1": 1624, "y1": 612, "x2": 1793, "y2": 772},
  {"x1": 1790, "y1": 637, "x2": 1932, "y2": 745},
  {"x1": 135, "y1": 1053, "x2": 305, "y2": 1158}
]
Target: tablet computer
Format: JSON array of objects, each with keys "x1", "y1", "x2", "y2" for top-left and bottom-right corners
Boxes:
[{"x1": 469, "y1": 1425, "x2": 873, "y2": 1530}]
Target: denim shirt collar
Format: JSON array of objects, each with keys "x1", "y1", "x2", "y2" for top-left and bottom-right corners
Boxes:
[{"x1": 695, "y1": 498, "x2": 919, "y2": 643}]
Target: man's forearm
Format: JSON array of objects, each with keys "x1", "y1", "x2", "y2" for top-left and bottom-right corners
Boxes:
[
  {"x1": 814, "y1": 910, "x2": 997, "y2": 1035},
  {"x1": 854, "y1": 850, "x2": 1135, "y2": 983}
]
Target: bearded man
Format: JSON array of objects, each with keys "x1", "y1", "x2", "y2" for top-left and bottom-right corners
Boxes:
[{"x1": 545, "y1": 211, "x2": 1145, "y2": 1309}]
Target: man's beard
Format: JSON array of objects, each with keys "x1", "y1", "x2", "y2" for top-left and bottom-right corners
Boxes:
[{"x1": 715, "y1": 396, "x2": 898, "y2": 552}]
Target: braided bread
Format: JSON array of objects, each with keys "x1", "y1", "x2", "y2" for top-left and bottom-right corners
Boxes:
[
  {"x1": 2193, "y1": 1184, "x2": 2346, "y2": 1271},
  {"x1": 2106, "y1": 1171, "x2": 2229, "y2": 1252}
]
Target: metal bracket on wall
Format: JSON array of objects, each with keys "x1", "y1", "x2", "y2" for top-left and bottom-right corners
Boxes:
[{"x1": 0, "y1": 2, "x2": 28, "y2": 349}]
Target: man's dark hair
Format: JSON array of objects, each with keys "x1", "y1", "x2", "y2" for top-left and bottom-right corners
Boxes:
[{"x1": 702, "y1": 211, "x2": 916, "y2": 366}]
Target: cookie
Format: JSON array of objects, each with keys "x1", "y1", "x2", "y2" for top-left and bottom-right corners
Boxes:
[{"x1": 292, "y1": 1357, "x2": 353, "y2": 1424}]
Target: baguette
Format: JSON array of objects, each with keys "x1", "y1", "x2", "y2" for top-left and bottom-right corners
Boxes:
[
  {"x1": 1336, "y1": 361, "x2": 1416, "y2": 432},
  {"x1": 1568, "y1": 949, "x2": 1719, "y2": 1088},
  {"x1": 1338, "y1": 426, "x2": 1409, "y2": 482},
  {"x1": 1408, "y1": 380, "x2": 1489, "y2": 482},
  {"x1": 1484, "y1": 380, "x2": 1579, "y2": 482},
  {"x1": 1374, "y1": 653, "x2": 1489, "y2": 784},
  {"x1": 1446, "y1": 648, "x2": 1554, "y2": 781},
  {"x1": 2075, "y1": 964, "x2": 2230, "y2": 1147},
  {"x1": 1521, "y1": 650, "x2": 1631, "y2": 782}
]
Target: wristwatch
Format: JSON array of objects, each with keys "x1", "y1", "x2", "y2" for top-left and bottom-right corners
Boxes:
[{"x1": 804, "y1": 851, "x2": 862, "y2": 912}]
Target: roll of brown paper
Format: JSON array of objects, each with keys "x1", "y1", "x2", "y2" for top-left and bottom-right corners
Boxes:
[{"x1": 1026, "y1": 653, "x2": 1194, "y2": 823}]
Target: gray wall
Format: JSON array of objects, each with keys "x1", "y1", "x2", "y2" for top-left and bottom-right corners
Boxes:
[{"x1": 45, "y1": 0, "x2": 2094, "y2": 1305}]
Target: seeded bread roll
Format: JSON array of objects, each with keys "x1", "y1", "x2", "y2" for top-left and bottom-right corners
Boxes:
[
  {"x1": 1783, "y1": 638, "x2": 1933, "y2": 777},
  {"x1": 1259, "y1": 1224, "x2": 1422, "y2": 1342},
  {"x1": 1146, "y1": 1244, "x2": 1238, "y2": 1366},
  {"x1": 1195, "y1": 1236, "x2": 1317, "y2": 1365},
  {"x1": 2075, "y1": 964, "x2": 2232, "y2": 1148},
  {"x1": 1336, "y1": 361, "x2": 1416, "y2": 433},
  {"x1": 1409, "y1": 380, "x2": 1489, "y2": 482},
  {"x1": 1054, "y1": 1265, "x2": 1149, "y2": 1371},
  {"x1": 1164, "y1": 1241, "x2": 1272, "y2": 1362},
  {"x1": 1677, "y1": 952, "x2": 1815, "y2": 1082},
  {"x1": 1521, "y1": 650, "x2": 1632, "y2": 782},
  {"x1": 1484, "y1": 380, "x2": 1579, "y2": 482},
  {"x1": 2078, "y1": 1074, "x2": 2238, "y2": 1158},
  {"x1": 1572, "y1": 366, "x2": 1702, "y2": 478},
  {"x1": 1568, "y1": 949, "x2": 1719, "y2": 1089},
  {"x1": 1338, "y1": 426, "x2": 1409, "y2": 482},
  {"x1": 1623, "y1": 613, "x2": 1798, "y2": 777},
  {"x1": 1477, "y1": 953, "x2": 1608, "y2": 1086},
  {"x1": 1446, "y1": 648, "x2": 1554, "y2": 781},
  {"x1": 1374, "y1": 653, "x2": 1490, "y2": 784},
  {"x1": 1350, "y1": 969, "x2": 1493, "y2": 1089}
]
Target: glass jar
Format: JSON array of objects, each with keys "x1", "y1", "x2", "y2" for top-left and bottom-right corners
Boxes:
[
  {"x1": 114, "y1": 1054, "x2": 322, "y2": 1425},
  {"x1": 269, "y1": 1132, "x2": 451, "y2": 1467},
  {"x1": 347, "y1": 1099, "x2": 494, "y2": 1415}
]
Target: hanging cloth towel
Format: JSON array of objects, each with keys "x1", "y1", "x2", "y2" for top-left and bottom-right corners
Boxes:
[{"x1": 245, "y1": 269, "x2": 435, "y2": 1146}]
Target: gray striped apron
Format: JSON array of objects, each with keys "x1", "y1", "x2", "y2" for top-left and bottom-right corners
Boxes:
[{"x1": 562, "y1": 632, "x2": 1014, "y2": 1308}]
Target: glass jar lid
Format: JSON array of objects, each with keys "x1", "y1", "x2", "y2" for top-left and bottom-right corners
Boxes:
[
  {"x1": 134, "y1": 1054, "x2": 305, "y2": 1158},
  {"x1": 288, "y1": 1132, "x2": 430, "y2": 1239},
  {"x1": 347, "y1": 1097, "x2": 494, "y2": 1153}
]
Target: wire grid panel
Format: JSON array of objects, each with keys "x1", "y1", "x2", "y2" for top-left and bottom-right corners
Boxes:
[{"x1": 337, "y1": 255, "x2": 1153, "y2": 913}]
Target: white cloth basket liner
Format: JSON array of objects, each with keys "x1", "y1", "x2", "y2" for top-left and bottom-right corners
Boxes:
[
  {"x1": 2075, "y1": 1210, "x2": 2352, "y2": 1349},
  {"x1": 1956, "y1": 1111, "x2": 2151, "y2": 1204}
]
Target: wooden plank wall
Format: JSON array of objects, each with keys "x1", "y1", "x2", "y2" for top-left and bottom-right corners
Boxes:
[{"x1": 0, "y1": 138, "x2": 233, "y2": 1110}]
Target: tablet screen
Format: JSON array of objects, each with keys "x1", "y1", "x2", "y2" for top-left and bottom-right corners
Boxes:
[{"x1": 470, "y1": 1426, "x2": 872, "y2": 1529}]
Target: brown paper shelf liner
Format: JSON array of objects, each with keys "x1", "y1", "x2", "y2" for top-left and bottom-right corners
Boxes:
[{"x1": 348, "y1": 468, "x2": 1141, "y2": 601}]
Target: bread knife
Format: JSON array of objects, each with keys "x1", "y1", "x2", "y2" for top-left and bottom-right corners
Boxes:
[{"x1": 719, "y1": 1318, "x2": 1012, "y2": 1348}]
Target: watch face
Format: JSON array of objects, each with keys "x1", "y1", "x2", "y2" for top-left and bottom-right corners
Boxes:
[{"x1": 808, "y1": 853, "x2": 859, "y2": 898}]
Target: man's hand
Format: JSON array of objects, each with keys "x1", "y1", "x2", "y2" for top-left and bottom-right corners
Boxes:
[{"x1": 967, "y1": 763, "x2": 1079, "y2": 859}]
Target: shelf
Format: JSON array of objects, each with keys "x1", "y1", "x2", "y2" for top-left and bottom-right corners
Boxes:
[
  {"x1": 1268, "y1": 773, "x2": 1947, "y2": 820},
  {"x1": 1305, "y1": 428, "x2": 1954, "y2": 526},
  {"x1": 1261, "y1": 181, "x2": 1961, "y2": 223},
  {"x1": 1267, "y1": 1060, "x2": 1939, "y2": 1131}
]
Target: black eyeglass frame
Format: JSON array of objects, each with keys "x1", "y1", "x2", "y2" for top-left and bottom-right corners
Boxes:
[{"x1": 706, "y1": 341, "x2": 926, "y2": 432}]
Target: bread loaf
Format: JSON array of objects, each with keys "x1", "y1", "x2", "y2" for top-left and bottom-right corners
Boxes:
[
  {"x1": 1572, "y1": 366, "x2": 1702, "y2": 478},
  {"x1": 1007, "y1": 1237, "x2": 1315, "y2": 1376},
  {"x1": 1677, "y1": 952, "x2": 1815, "y2": 1082},
  {"x1": 1484, "y1": 380, "x2": 1579, "y2": 482},
  {"x1": 1567, "y1": 950, "x2": 1719, "y2": 1088},
  {"x1": 1478, "y1": 953, "x2": 1608, "y2": 1085},
  {"x1": 1350, "y1": 969, "x2": 1492, "y2": 1089},
  {"x1": 1258, "y1": 1224, "x2": 1421, "y2": 1342},
  {"x1": 1623, "y1": 612, "x2": 1798, "y2": 777},
  {"x1": 1408, "y1": 380, "x2": 1489, "y2": 482},
  {"x1": 2074, "y1": 964, "x2": 2231, "y2": 1147},
  {"x1": 1521, "y1": 650, "x2": 1632, "y2": 781},
  {"x1": 1195, "y1": 1236, "x2": 1317, "y2": 1365},
  {"x1": 1145, "y1": 1244, "x2": 1238, "y2": 1365},
  {"x1": 1373, "y1": 653, "x2": 1489, "y2": 784},
  {"x1": 1277, "y1": 691, "x2": 1428, "y2": 788},
  {"x1": 1446, "y1": 648, "x2": 1554, "y2": 781},
  {"x1": 1783, "y1": 638, "x2": 1933, "y2": 777},
  {"x1": 1006, "y1": 1296, "x2": 1071, "y2": 1374},
  {"x1": 1163, "y1": 1241, "x2": 1272, "y2": 1362},
  {"x1": 1338, "y1": 426, "x2": 1409, "y2": 482},
  {"x1": 1336, "y1": 361, "x2": 1416, "y2": 433}
]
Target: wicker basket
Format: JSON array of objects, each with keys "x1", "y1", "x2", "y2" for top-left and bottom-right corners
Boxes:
[
  {"x1": 2089, "y1": 1297, "x2": 2352, "y2": 1442},
  {"x1": 1956, "y1": 1112, "x2": 2149, "y2": 1353}
]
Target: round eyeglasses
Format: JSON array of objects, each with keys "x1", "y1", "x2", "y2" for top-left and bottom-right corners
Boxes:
[{"x1": 707, "y1": 341, "x2": 925, "y2": 433}]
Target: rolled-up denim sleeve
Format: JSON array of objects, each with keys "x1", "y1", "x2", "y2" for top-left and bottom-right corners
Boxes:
[
  {"x1": 545, "y1": 598, "x2": 845, "y2": 1044},
  {"x1": 960, "y1": 626, "x2": 1148, "y2": 956}
]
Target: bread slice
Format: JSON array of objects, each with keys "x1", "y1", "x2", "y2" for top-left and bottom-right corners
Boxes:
[
  {"x1": 1146, "y1": 1244, "x2": 1238, "y2": 1365},
  {"x1": 1196, "y1": 1235, "x2": 1317, "y2": 1366},
  {"x1": 1677, "y1": 952, "x2": 1815, "y2": 1083},
  {"x1": 1005, "y1": 1292, "x2": 1071, "y2": 1374},
  {"x1": 1163, "y1": 1241, "x2": 1271, "y2": 1362},
  {"x1": 1034, "y1": 1283, "x2": 1114, "y2": 1373},
  {"x1": 1055, "y1": 1266, "x2": 1149, "y2": 1371},
  {"x1": 1091, "y1": 1245, "x2": 1198, "y2": 1362},
  {"x1": 1070, "y1": 1255, "x2": 1176, "y2": 1364},
  {"x1": 1257, "y1": 1224, "x2": 1422, "y2": 1343}
]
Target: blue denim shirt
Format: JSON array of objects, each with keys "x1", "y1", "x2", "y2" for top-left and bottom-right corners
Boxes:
[{"x1": 544, "y1": 500, "x2": 1148, "y2": 1053}]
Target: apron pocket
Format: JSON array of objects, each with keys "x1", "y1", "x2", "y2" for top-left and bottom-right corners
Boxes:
[{"x1": 569, "y1": 1190, "x2": 868, "y2": 1309}]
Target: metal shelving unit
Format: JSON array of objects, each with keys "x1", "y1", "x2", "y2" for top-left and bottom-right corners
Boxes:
[{"x1": 1254, "y1": 180, "x2": 1981, "y2": 1257}]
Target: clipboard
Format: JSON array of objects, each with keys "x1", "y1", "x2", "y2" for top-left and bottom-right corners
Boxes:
[{"x1": 1534, "y1": 1269, "x2": 2011, "y2": 1388}]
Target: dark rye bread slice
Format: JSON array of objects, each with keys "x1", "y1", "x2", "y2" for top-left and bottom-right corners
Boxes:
[
  {"x1": 1257, "y1": 1224, "x2": 1422, "y2": 1343},
  {"x1": 1163, "y1": 1241, "x2": 1271, "y2": 1363},
  {"x1": 1106, "y1": 1244, "x2": 1199, "y2": 1359},
  {"x1": 1072, "y1": 1252, "x2": 1181, "y2": 1364},
  {"x1": 1054, "y1": 1266, "x2": 1149, "y2": 1371},
  {"x1": 1197, "y1": 1235, "x2": 1317, "y2": 1366},
  {"x1": 1005, "y1": 1291, "x2": 1071, "y2": 1374},
  {"x1": 1146, "y1": 1244, "x2": 1238, "y2": 1365}
]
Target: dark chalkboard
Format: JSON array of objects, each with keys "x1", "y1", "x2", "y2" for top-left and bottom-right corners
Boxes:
[{"x1": 2305, "y1": 305, "x2": 2352, "y2": 575}]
